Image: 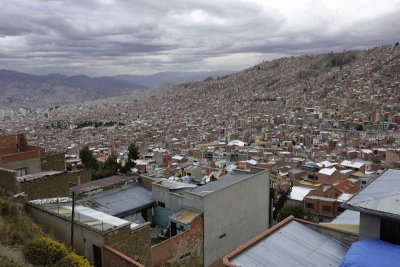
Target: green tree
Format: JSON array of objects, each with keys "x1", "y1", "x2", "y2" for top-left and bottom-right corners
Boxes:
[
  {"x1": 121, "y1": 143, "x2": 140, "y2": 174},
  {"x1": 103, "y1": 155, "x2": 120, "y2": 174},
  {"x1": 273, "y1": 187, "x2": 292, "y2": 220},
  {"x1": 128, "y1": 143, "x2": 140, "y2": 162},
  {"x1": 278, "y1": 205, "x2": 305, "y2": 222},
  {"x1": 79, "y1": 146, "x2": 98, "y2": 170}
]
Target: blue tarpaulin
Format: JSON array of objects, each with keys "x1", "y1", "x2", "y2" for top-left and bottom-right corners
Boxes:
[{"x1": 340, "y1": 238, "x2": 400, "y2": 267}]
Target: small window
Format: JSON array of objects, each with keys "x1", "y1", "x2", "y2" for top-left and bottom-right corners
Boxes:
[
  {"x1": 157, "y1": 201, "x2": 165, "y2": 208},
  {"x1": 321, "y1": 205, "x2": 332, "y2": 212},
  {"x1": 16, "y1": 167, "x2": 27, "y2": 177},
  {"x1": 306, "y1": 203, "x2": 314, "y2": 209}
]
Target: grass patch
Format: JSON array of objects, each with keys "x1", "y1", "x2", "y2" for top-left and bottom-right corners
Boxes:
[{"x1": 0, "y1": 197, "x2": 43, "y2": 246}]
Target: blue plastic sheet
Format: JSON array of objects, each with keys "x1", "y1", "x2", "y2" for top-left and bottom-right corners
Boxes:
[{"x1": 340, "y1": 238, "x2": 400, "y2": 267}]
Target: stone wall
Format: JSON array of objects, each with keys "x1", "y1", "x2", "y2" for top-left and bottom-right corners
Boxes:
[
  {"x1": 0, "y1": 168, "x2": 18, "y2": 192},
  {"x1": 152, "y1": 215, "x2": 203, "y2": 267},
  {"x1": 41, "y1": 153, "x2": 66, "y2": 171},
  {"x1": 104, "y1": 223, "x2": 152, "y2": 267},
  {"x1": 103, "y1": 245, "x2": 145, "y2": 267},
  {"x1": 20, "y1": 170, "x2": 90, "y2": 200}
]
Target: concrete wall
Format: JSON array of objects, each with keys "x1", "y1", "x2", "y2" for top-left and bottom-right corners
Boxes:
[
  {"x1": 201, "y1": 171, "x2": 270, "y2": 266},
  {"x1": 152, "y1": 184, "x2": 185, "y2": 212},
  {"x1": 0, "y1": 168, "x2": 18, "y2": 192},
  {"x1": 104, "y1": 223, "x2": 152, "y2": 267},
  {"x1": 359, "y1": 213, "x2": 381, "y2": 240},
  {"x1": 0, "y1": 157, "x2": 42, "y2": 175},
  {"x1": 183, "y1": 193, "x2": 203, "y2": 213},
  {"x1": 103, "y1": 245, "x2": 145, "y2": 267},
  {"x1": 27, "y1": 204, "x2": 105, "y2": 265},
  {"x1": 154, "y1": 207, "x2": 174, "y2": 227},
  {"x1": 152, "y1": 215, "x2": 204, "y2": 267}
]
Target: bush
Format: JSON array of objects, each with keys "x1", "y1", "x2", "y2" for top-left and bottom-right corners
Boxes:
[
  {"x1": 23, "y1": 237, "x2": 69, "y2": 265},
  {"x1": 57, "y1": 252, "x2": 91, "y2": 267}
]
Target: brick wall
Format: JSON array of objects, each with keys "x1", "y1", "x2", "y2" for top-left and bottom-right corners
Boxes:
[
  {"x1": 152, "y1": 215, "x2": 204, "y2": 267},
  {"x1": 104, "y1": 223, "x2": 152, "y2": 267},
  {"x1": 103, "y1": 245, "x2": 145, "y2": 267},
  {"x1": 139, "y1": 175, "x2": 155, "y2": 189},
  {"x1": 0, "y1": 133, "x2": 28, "y2": 155}
]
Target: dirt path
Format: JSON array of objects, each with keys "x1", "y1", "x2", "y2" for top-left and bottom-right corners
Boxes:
[{"x1": 0, "y1": 243, "x2": 33, "y2": 267}]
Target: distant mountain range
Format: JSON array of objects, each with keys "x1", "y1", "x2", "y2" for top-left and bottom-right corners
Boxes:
[
  {"x1": 112, "y1": 70, "x2": 233, "y2": 88},
  {"x1": 0, "y1": 69, "x2": 232, "y2": 107}
]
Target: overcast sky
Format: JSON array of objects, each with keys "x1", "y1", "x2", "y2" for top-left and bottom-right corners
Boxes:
[{"x1": 1, "y1": 0, "x2": 400, "y2": 76}]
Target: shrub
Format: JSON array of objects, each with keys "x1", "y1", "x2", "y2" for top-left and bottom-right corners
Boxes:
[
  {"x1": 57, "y1": 252, "x2": 92, "y2": 267},
  {"x1": 23, "y1": 237, "x2": 69, "y2": 265}
]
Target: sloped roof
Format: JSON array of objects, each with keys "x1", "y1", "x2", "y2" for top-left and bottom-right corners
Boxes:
[
  {"x1": 290, "y1": 186, "x2": 314, "y2": 201},
  {"x1": 344, "y1": 169, "x2": 400, "y2": 219},
  {"x1": 225, "y1": 217, "x2": 354, "y2": 267},
  {"x1": 318, "y1": 167, "x2": 337, "y2": 176},
  {"x1": 78, "y1": 183, "x2": 154, "y2": 217},
  {"x1": 340, "y1": 160, "x2": 365, "y2": 169}
]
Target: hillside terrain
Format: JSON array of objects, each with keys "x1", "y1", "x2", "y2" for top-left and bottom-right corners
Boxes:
[
  {"x1": 0, "y1": 70, "x2": 145, "y2": 107},
  {"x1": 0, "y1": 70, "x2": 231, "y2": 108}
]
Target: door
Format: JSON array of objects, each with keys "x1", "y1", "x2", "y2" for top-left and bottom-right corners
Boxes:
[{"x1": 93, "y1": 245, "x2": 102, "y2": 267}]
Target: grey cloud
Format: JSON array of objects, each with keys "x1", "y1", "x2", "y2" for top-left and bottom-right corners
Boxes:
[{"x1": 1, "y1": 0, "x2": 400, "y2": 75}]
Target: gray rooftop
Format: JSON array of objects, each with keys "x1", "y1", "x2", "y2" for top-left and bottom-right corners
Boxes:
[
  {"x1": 344, "y1": 169, "x2": 400, "y2": 219},
  {"x1": 230, "y1": 220, "x2": 350, "y2": 267},
  {"x1": 189, "y1": 173, "x2": 252, "y2": 196},
  {"x1": 78, "y1": 183, "x2": 154, "y2": 217},
  {"x1": 330, "y1": 209, "x2": 360, "y2": 225}
]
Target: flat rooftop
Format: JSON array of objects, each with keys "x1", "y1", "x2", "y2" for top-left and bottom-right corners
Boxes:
[
  {"x1": 189, "y1": 173, "x2": 252, "y2": 196},
  {"x1": 29, "y1": 197, "x2": 134, "y2": 232}
]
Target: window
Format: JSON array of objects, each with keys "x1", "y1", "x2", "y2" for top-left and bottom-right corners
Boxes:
[
  {"x1": 16, "y1": 167, "x2": 27, "y2": 177},
  {"x1": 381, "y1": 219, "x2": 400, "y2": 245},
  {"x1": 157, "y1": 201, "x2": 165, "y2": 208},
  {"x1": 306, "y1": 203, "x2": 314, "y2": 209},
  {"x1": 321, "y1": 205, "x2": 332, "y2": 212}
]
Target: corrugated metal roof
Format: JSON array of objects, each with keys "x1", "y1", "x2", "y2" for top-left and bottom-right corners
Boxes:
[
  {"x1": 230, "y1": 220, "x2": 350, "y2": 267},
  {"x1": 78, "y1": 183, "x2": 154, "y2": 217},
  {"x1": 169, "y1": 209, "x2": 201, "y2": 224},
  {"x1": 345, "y1": 169, "x2": 400, "y2": 217},
  {"x1": 330, "y1": 209, "x2": 360, "y2": 225},
  {"x1": 290, "y1": 186, "x2": 314, "y2": 201},
  {"x1": 70, "y1": 175, "x2": 132, "y2": 194},
  {"x1": 159, "y1": 179, "x2": 198, "y2": 190},
  {"x1": 338, "y1": 193, "x2": 354, "y2": 203}
]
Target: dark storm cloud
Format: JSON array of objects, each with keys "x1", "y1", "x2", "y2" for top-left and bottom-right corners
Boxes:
[{"x1": 0, "y1": 0, "x2": 399, "y2": 75}]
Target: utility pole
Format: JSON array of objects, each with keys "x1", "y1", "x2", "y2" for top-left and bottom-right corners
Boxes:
[{"x1": 70, "y1": 192, "x2": 75, "y2": 250}]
